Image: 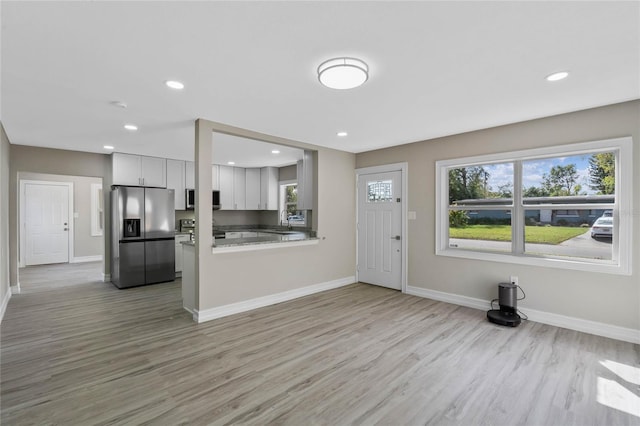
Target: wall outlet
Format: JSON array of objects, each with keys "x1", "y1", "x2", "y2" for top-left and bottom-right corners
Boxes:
[{"x1": 510, "y1": 275, "x2": 519, "y2": 285}]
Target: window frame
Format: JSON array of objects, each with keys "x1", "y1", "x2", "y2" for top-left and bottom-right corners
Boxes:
[
  {"x1": 435, "y1": 137, "x2": 633, "y2": 275},
  {"x1": 90, "y1": 183, "x2": 103, "y2": 237},
  {"x1": 279, "y1": 179, "x2": 307, "y2": 227}
]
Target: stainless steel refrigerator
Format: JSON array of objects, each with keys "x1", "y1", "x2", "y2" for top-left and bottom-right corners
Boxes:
[{"x1": 111, "y1": 186, "x2": 175, "y2": 289}]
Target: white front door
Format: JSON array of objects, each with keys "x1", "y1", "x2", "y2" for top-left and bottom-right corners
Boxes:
[
  {"x1": 24, "y1": 183, "x2": 70, "y2": 265},
  {"x1": 357, "y1": 170, "x2": 402, "y2": 290}
]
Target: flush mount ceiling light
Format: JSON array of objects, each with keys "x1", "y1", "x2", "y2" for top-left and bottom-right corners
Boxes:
[
  {"x1": 271, "y1": 150, "x2": 280, "y2": 154},
  {"x1": 227, "y1": 161, "x2": 235, "y2": 165},
  {"x1": 110, "y1": 101, "x2": 127, "y2": 109},
  {"x1": 124, "y1": 124, "x2": 138, "y2": 131},
  {"x1": 546, "y1": 71, "x2": 569, "y2": 82},
  {"x1": 337, "y1": 131, "x2": 348, "y2": 137},
  {"x1": 103, "y1": 145, "x2": 114, "y2": 150},
  {"x1": 318, "y1": 57, "x2": 368, "y2": 90},
  {"x1": 165, "y1": 80, "x2": 185, "y2": 90}
]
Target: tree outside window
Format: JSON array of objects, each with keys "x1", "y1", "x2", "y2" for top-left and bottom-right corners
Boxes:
[{"x1": 280, "y1": 182, "x2": 306, "y2": 226}]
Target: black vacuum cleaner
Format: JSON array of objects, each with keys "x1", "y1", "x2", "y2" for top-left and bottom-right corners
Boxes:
[{"x1": 487, "y1": 282, "x2": 521, "y2": 327}]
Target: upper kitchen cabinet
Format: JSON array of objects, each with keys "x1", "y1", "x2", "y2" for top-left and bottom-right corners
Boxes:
[
  {"x1": 218, "y1": 165, "x2": 234, "y2": 209},
  {"x1": 167, "y1": 159, "x2": 186, "y2": 210},
  {"x1": 112, "y1": 153, "x2": 167, "y2": 188},
  {"x1": 260, "y1": 167, "x2": 278, "y2": 210},
  {"x1": 233, "y1": 167, "x2": 246, "y2": 210},
  {"x1": 185, "y1": 161, "x2": 195, "y2": 189},
  {"x1": 212, "y1": 164, "x2": 219, "y2": 191},
  {"x1": 184, "y1": 161, "x2": 218, "y2": 190},
  {"x1": 245, "y1": 168, "x2": 261, "y2": 210},
  {"x1": 218, "y1": 165, "x2": 249, "y2": 210},
  {"x1": 296, "y1": 150, "x2": 314, "y2": 210}
]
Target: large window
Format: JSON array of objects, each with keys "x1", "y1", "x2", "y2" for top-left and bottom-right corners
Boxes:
[{"x1": 436, "y1": 137, "x2": 633, "y2": 275}]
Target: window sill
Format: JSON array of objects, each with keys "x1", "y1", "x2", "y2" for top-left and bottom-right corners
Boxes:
[{"x1": 436, "y1": 247, "x2": 631, "y2": 276}]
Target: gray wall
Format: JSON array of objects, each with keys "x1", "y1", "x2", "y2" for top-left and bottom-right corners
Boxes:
[
  {"x1": 1, "y1": 123, "x2": 11, "y2": 317},
  {"x1": 9, "y1": 145, "x2": 110, "y2": 286},
  {"x1": 278, "y1": 164, "x2": 297, "y2": 181},
  {"x1": 356, "y1": 100, "x2": 640, "y2": 331},
  {"x1": 18, "y1": 172, "x2": 103, "y2": 260}
]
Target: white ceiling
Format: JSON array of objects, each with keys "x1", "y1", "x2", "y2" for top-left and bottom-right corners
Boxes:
[
  {"x1": 2, "y1": 1, "x2": 638, "y2": 163},
  {"x1": 213, "y1": 133, "x2": 303, "y2": 168}
]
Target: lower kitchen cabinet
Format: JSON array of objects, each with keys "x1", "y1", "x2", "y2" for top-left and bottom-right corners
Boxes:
[{"x1": 175, "y1": 234, "x2": 191, "y2": 275}]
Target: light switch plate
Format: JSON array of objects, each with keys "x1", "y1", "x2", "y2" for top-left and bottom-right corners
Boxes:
[{"x1": 408, "y1": 211, "x2": 416, "y2": 220}]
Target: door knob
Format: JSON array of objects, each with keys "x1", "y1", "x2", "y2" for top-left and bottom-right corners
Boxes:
[
  {"x1": 64, "y1": 228, "x2": 68, "y2": 231},
  {"x1": 391, "y1": 235, "x2": 401, "y2": 240}
]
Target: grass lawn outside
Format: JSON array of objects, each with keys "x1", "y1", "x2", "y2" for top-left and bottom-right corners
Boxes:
[{"x1": 449, "y1": 225, "x2": 589, "y2": 245}]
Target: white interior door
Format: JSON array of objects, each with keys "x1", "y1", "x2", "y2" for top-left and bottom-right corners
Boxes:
[
  {"x1": 357, "y1": 170, "x2": 402, "y2": 290},
  {"x1": 25, "y1": 183, "x2": 70, "y2": 265}
]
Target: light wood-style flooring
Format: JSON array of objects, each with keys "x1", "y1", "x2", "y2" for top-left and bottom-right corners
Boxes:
[
  {"x1": 17, "y1": 261, "x2": 103, "y2": 293},
  {"x1": 1, "y1": 266, "x2": 638, "y2": 425}
]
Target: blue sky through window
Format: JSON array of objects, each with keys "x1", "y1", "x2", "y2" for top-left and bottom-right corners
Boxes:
[{"x1": 482, "y1": 154, "x2": 596, "y2": 195}]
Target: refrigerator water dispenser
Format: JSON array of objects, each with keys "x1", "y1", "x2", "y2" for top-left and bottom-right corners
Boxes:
[{"x1": 124, "y1": 218, "x2": 141, "y2": 238}]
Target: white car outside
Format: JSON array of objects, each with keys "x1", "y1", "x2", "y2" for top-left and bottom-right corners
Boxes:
[{"x1": 591, "y1": 217, "x2": 613, "y2": 238}]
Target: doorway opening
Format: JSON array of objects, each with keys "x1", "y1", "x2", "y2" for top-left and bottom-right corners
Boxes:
[{"x1": 17, "y1": 173, "x2": 104, "y2": 293}]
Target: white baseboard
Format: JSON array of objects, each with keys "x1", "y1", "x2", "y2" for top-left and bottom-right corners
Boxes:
[
  {"x1": 102, "y1": 273, "x2": 111, "y2": 282},
  {"x1": 1, "y1": 286, "x2": 12, "y2": 323},
  {"x1": 182, "y1": 305, "x2": 197, "y2": 322},
  {"x1": 406, "y1": 285, "x2": 639, "y2": 345},
  {"x1": 70, "y1": 255, "x2": 103, "y2": 264},
  {"x1": 194, "y1": 276, "x2": 356, "y2": 323}
]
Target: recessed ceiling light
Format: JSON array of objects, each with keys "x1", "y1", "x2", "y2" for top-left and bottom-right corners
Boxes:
[
  {"x1": 337, "y1": 131, "x2": 348, "y2": 137},
  {"x1": 165, "y1": 80, "x2": 185, "y2": 90},
  {"x1": 124, "y1": 124, "x2": 138, "y2": 131},
  {"x1": 546, "y1": 71, "x2": 569, "y2": 82},
  {"x1": 271, "y1": 150, "x2": 280, "y2": 154},
  {"x1": 103, "y1": 145, "x2": 114, "y2": 150},
  {"x1": 227, "y1": 161, "x2": 235, "y2": 165},
  {"x1": 318, "y1": 57, "x2": 369, "y2": 90}
]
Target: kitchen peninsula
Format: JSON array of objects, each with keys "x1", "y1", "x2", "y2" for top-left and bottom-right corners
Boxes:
[{"x1": 181, "y1": 225, "x2": 318, "y2": 315}]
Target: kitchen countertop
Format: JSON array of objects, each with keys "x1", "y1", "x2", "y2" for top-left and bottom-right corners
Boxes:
[
  {"x1": 215, "y1": 231, "x2": 314, "y2": 247},
  {"x1": 180, "y1": 227, "x2": 316, "y2": 248}
]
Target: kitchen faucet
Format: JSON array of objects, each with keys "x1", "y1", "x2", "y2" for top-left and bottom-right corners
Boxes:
[{"x1": 280, "y1": 210, "x2": 292, "y2": 230}]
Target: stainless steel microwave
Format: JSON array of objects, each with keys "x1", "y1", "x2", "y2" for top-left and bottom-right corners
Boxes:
[{"x1": 186, "y1": 189, "x2": 220, "y2": 210}]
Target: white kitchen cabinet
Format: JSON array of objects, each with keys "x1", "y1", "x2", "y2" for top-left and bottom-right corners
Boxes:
[
  {"x1": 219, "y1": 165, "x2": 234, "y2": 209},
  {"x1": 211, "y1": 164, "x2": 219, "y2": 191},
  {"x1": 260, "y1": 167, "x2": 278, "y2": 210},
  {"x1": 185, "y1": 161, "x2": 195, "y2": 189},
  {"x1": 166, "y1": 159, "x2": 186, "y2": 210},
  {"x1": 184, "y1": 161, "x2": 218, "y2": 191},
  {"x1": 112, "y1": 153, "x2": 167, "y2": 187},
  {"x1": 233, "y1": 167, "x2": 246, "y2": 210},
  {"x1": 175, "y1": 234, "x2": 191, "y2": 275},
  {"x1": 245, "y1": 168, "x2": 261, "y2": 210},
  {"x1": 141, "y1": 156, "x2": 167, "y2": 187},
  {"x1": 296, "y1": 150, "x2": 314, "y2": 210}
]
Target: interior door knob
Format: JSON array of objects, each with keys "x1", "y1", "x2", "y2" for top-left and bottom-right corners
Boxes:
[{"x1": 391, "y1": 235, "x2": 401, "y2": 240}]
